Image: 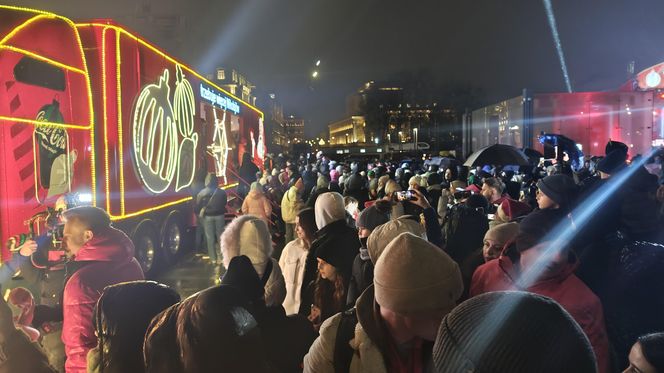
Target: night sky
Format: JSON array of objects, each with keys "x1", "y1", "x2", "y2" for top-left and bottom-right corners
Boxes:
[{"x1": 6, "y1": 0, "x2": 664, "y2": 136}]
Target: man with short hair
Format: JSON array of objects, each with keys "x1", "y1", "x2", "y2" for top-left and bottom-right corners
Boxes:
[
  {"x1": 58, "y1": 206, "x2": 144, "y2": 373},
  {"x1": 481, "y1": 177, "x2": 510, "y2": 207}
]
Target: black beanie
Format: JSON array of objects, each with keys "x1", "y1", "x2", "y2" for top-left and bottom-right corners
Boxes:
[
  {"x1": 597, "y1": 150, "x2": 627, "y2": 175},
  {"x1": 536, "y1": 174, "x2": 578, "y2": 208},
  {"x1": 516, "y1": 209, "x2": 568, "y2": 252},
  {"x1": 433, "y1": 291, "x2": 597, "y2": 373},
  {"x1": 220, "y1": 255, "x2": 264, "y2": 303},
  {"x1": 605, "y1": 140, "x2": 628, "y2": 156},
  {"x1": 316, "y1": 243, "x2": 354, "y2": 278}
]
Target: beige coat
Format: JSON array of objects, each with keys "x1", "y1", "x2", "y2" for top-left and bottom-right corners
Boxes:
[
  {"x1": 241, "y1": 190, "x2": 272, "y2": 223},
  {"x1": 278, "y1": 238, "x2": 309, "y2": 315}
]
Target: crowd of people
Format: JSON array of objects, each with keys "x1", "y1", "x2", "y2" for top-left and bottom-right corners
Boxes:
[{"x1": 2, "y1": 140, "x2": 664, "y2": 372}]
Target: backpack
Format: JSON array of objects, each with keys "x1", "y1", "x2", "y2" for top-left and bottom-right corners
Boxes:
[
  {"x1": 333, "y1": 308, "x2": 358, "y2": 373},
  {"x1": 442, "y1": 203, "x2": 489, "y2": 263}
]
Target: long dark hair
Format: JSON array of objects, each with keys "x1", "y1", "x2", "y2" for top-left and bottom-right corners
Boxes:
[
  {"x1": 94, "y1": 281, "x2": 180, "y2": 373},
  {"x1": 297, "y1": 208, "x2": 317, "y2": 243},
  {"x1": 313, "y1": 270, "x2": 347, "y2": 322},
  {"x1": 638, "y1": 333, "x2": 664, "y2": 370}
]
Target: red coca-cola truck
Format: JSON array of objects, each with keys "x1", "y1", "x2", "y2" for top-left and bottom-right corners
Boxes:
[{"x1": 0, "y1": 5, "x2": 266, "y2": 273}]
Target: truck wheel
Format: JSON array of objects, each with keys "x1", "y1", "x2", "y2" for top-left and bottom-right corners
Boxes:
[
  {"x1": 133, "y1": 221, "x2": 160, "y2": 276},
  {"x1": 162, "y1": 213, "x2": 184, "y2": 263}
]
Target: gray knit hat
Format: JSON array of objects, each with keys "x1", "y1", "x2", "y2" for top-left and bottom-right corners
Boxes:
[
  {"x1": 433, "y1": 291, "x2": 597, "y2": 373},
  {"x1": 356, "y1": 201, "x2": 391, "y2": 231}
]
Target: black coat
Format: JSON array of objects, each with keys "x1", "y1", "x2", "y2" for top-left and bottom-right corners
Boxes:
[
  {"x1": 297, "y1": 220, "x2": 360, "y2": 316},
  {"x1": 599, "y1": 241, "x2": 664, "y2": 368},
  {"x1": 346, "y1": 253, "x2": 373, "y2": 308},
  {"x1": 254, "y1": 305, "x2": 316, "y2": 373}
]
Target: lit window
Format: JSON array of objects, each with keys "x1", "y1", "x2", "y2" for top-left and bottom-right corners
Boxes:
[{"x1": 217, "y1": 69, "x2": 225, "y2": 80}]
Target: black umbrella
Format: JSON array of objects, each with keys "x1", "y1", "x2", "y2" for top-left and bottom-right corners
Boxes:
[
  {"x1": 523, "y1": 148, "x2": 544, "y2": 164},
  {"x1": 464, "y1": 144, "x2": 530, "y2": 167}
]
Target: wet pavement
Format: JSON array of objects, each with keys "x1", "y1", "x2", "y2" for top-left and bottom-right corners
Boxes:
[{"x1": 154, "y1": 253, "x2": 226, "y2": 299}]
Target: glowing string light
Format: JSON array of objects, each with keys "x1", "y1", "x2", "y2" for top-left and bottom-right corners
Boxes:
[
  {"x1": 543, "y1": 0, "x2": 573, "y2": 93},
  {"x1": 209, "y1": 109, "x2": 230, "y2": 184},
  {"x1": 132, "y1": 69, "x2": 179, "y2": 194}
]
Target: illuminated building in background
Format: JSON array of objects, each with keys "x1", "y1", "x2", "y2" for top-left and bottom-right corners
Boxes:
[
  {"x1": 260, "y1": 92, "x2": 288, "y2": 151},
  {"x1": 211, "y1": 67, "x2": 257, "y2": 106},
  {"x1": 284, "y1": 115, "x2": 305, "y2": 144},
  {"x1": 328, "y1": 116, "x2": 366, "y2": 145},
  {"x1": 342, "y1": 80, "x2": 460, "y2": 150}
]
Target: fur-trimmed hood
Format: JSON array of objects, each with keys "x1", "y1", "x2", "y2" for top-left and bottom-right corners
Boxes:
[{"x1": 220, "y1": 215, "x2": 286, "y2": 306}]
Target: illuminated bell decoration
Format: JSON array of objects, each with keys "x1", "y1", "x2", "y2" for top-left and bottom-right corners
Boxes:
[{"x1": 646, "y1": 69, "x2": 662, "y2": 88}]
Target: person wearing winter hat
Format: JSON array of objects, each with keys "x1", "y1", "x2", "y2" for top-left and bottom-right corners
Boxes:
[
  {"x1": 297, "y1": 193, "x2": 360, "y2": 317},
  {"x1": 366, "y1": 216, "x2": 426, "y2": 263},
  {"x1": 305, "y1": 174, "x2": 331, "y2": 208},
  {"x1": 376, "y1": 174, "x2": 391, "y2": 199},
  {"x1": 346, "y1": 200, "x2": 392, "y2": 308},
  {"x1": 597, "y1": 149, "x2": 628, "y2": 179},
  {"x1": 222, "y1": 256, "x2": 316, "y2": 373},
  {"x1": 220, "y1": 215, "x2": 287, "y2": 307},
  {"x1": 309, "y1": 241, "x2": 353, "y2": 330},
  {"x1": 241, "y1": 182, "x2": 272, "y2": 224},
  {"x1": 490, "y1": 198, "x2": 532, "y2": 228},
  {"x1": 304, "y1": 233, "x2": 463, "y2": 373},
  {"x1": 281, "y1": 176, "x2": 305, "y2": 244},
  {"x1": 470, "y1": 209, "x2": 611, "y2": 373},
  {"x1": 433, "y1": 291, "x2": 598, "y2": 373},
  {"x1": 87, "y1": 281, "x2": 180, "y2": 373},
  {"x1": 176, "y1": 285, "x2": 272, "y2": 373},
  {"x1": 536, "y1": 173, "x2": 579, "y2": 212},
  {"x1": 381, "y1": 179, "x2": 406, "y2": 218},
  {"x1": 482, "y1": 222, "x2": 519, "y2": 262}
]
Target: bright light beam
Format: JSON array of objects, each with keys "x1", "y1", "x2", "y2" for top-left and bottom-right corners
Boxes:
[
  {"x1": 518, "y1": 148, "x2": 657, "y2": 288},
  {"x1": 543, "y1": 0, "x2": 573, "y2": 93},
  {"x1": 466, "y1": 148, "x2": 658, "y2": 364}
]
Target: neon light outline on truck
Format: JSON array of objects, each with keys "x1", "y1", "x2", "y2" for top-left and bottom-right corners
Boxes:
[
  {"x1": 131, "y1": 65, "x2": 197, "y2": 195},
  {"x1": 0, "y1": 5, "x2": 97, "y2": 206}
]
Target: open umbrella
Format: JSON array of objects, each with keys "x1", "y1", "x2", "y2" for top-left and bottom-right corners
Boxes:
[
  {"x1": 464, "y1": 144, "x2": 530, "y2": 167},
  {"x1": 523, "y1": 148, "x2": 544, "y2": 164}
]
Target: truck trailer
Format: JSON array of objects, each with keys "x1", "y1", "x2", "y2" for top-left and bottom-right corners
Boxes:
[
  {"x1": 0, "y1": 5, "x2": 266, "y2": 273},
  {"x1": 463, "y1": 68, "x2": 664, "y2": 159}
]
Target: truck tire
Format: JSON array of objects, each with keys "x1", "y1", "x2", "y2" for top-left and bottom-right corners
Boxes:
[
  {"x1": 133, "y1": 220, "x2": 160, "y2": 276},
  {"x1": 162, "y1": 212, "x2": 185, "y2": 264}
]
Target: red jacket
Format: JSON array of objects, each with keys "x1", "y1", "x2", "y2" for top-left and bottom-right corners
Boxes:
[
  {"x1": 470, "y1": 254, "x2": 610, "y2": 373},
  {"x1": 62, "y1": 227, "x2": 144, "y2": 373}
]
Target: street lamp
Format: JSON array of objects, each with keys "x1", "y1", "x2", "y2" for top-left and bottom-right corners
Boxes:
[{"x1": 413, "y1": 128, "x2": 418, "y2": 150}]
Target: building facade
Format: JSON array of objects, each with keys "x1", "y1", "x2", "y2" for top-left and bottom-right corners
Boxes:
[
  {"x1": 212, "y1": 68, "x2": 257, "y2": 106},
  {"x1": 328, "y1": 116, "x2": 367, "y2": 145},
  {"x1": 284, "y1": 115, "x2": 305, "y2": 144}
]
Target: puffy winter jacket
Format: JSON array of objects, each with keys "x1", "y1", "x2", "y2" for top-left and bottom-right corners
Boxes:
[
  {"x1": 470, "y1": 252, "x2": 610, "y2": 373},
  {"x1": 242, "y1": 190, "x2": 273, "y2": 223},
  {"x1": 281, "y1": 186, "x2": 304, "y2": 224},
  {"x1": 62, "y1": 228, "x2": 144, "y2": 373}
]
